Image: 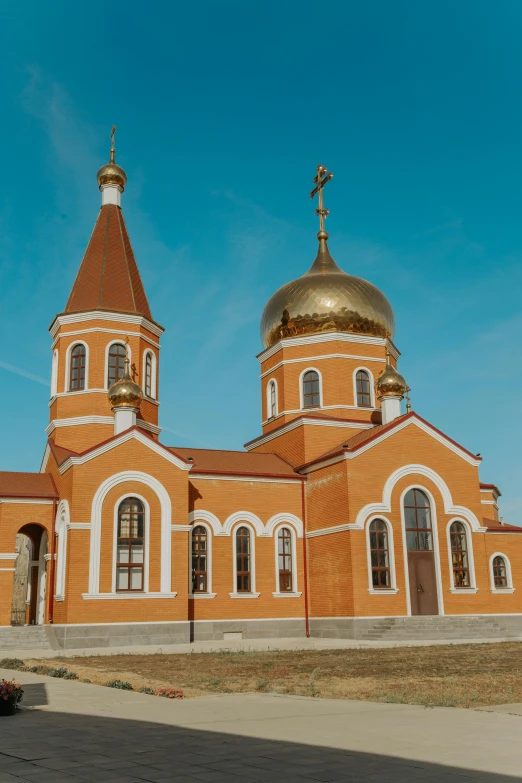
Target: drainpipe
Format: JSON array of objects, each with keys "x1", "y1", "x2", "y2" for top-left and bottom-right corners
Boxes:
[
  {"x1": 301, "y1": 478, "x2": 310, "y2": 638},
  {"x1": 47, "y1": 499, "x2": 58, "y2": 624}
]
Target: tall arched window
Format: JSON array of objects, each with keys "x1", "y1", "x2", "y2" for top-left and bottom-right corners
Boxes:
[
  {"x1": 108, "y1": 343, "x2": 126, "y2": 387},
  {"x1": 116, "y1": 498, "x2": 145, "y2": 592},
  {"x1": 192, "y1": 525, "x2": 208, "y2": 593},
  {"x1": 492, "y1": 555, "x2": 508, "y2": 589},
  {"x1": 355, "y1": 369, "x2": 371, "y2": 407},
  {"x1": 450, "y1": 522, "x2": 470, "y2": 587},
  {"x1": 268, "y1": 380, "x2": 277, "y2": 419},
  {"x1": 236, "y1": 527, "x2": 251, "y2": 592},
  {"x1": 277, "y1": 527, "x2": 293, "y2": 592},
  {"x1": 144, "y1": 352, "x2": 153, "y2": 398},
  {"x1": 302, "y1": 370, "x2": 320, "y2": 408},
  {"x1": 404, "y1": 489, "x2": 433, "y2": 550},
  {"x1": 69, "y1": 344, "x2": 86, "y2": 391},
  {"x1": 369, "y1": 519, "x2": 391, "y2": 588}
]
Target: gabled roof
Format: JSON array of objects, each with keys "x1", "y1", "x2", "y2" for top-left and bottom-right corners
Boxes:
[
  {"x1": 48, "y1": 439, "x2": 78, "y2": 467},
  {"x1": 168, "y1": 447, "x2": 300, "y2": 479},
  {"x1": 63, "y1": 204, "x2": 154, "y2": 322},
  {"x1": 0, "y1": 472, "x2": 58, "y2": 499},
  {"x1": 483, "y1": 518, "x2": 522, "y2": 533}
]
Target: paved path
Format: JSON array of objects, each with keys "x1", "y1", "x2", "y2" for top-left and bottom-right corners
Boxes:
[{"x1": 0, "y1": 668, "x2": 520, "y2": 781}]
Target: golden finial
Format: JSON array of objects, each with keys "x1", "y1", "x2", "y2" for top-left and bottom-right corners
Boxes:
[
  {"x1": 309, "y1": 164, "x2": 333, "y2": 238},
  {"x1": 110, "y1": 125, "x2": 117, "y2": 163},
  {"x1": 405, "y1": 386, "x2": 412, "y2": 413}
]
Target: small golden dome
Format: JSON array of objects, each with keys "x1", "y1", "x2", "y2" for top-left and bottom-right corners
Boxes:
[
  {"x1": 97, "y1": 127, "x2": 127, "y2": 190},
  {"x1": 108, "y1": 359, "x2": 142, "y2": 409},
  {"x1": 260, "y1": 233, "x2": 395, "y2": 349},
  {"x1": 376, "y1": 358, "x2": 408, "y2": 398}
]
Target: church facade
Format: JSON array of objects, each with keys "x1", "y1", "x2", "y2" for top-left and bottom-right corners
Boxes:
[{"x1": 1, "y1": 147, "x2": 521, "y2": 649}]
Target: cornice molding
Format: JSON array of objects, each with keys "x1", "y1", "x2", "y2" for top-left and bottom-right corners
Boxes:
[
  {"x1": 52, "y1": 327, "x2": 160, "y2": 350},
  {"x1": 189, "y1": 472, "x2": 301, "y2": 484},
  {"x1": 258, "y1": 332, "x2": 400, "y2": 364},
  {"x1": 260, "y1": 405, "x2": 377, "y2": 427},
  {"x1": 259, "y1": 353, "x2": 386, "y2": 379},
  {"x1": 0, "y1": 498, "x2": 53, "y2": 505},
  {"x1": 245, "y1": 416, "x2": 373, "y2": 451},
  {"x1": 50, "y1": 311, "x2": 164, "y2": 338},
  {"x1": 47, "y1": 416, "x2": 161, "y2": 437}
]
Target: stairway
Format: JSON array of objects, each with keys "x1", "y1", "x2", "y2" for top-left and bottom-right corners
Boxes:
[
  {"x1": 0, "y1": 626, "x2": 55, "y2": 653},
  {"x1": 357, "y1": 615, "x2": 522, "y2": 642}
]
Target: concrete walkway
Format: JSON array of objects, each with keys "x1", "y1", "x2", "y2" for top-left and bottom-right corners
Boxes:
[{"x1": 0, "y1": 668, "x2": 520, "y2": 781}]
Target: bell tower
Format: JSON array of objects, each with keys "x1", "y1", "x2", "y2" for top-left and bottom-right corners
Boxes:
[{"x1": 48, "y1": 129, "x2": 163, "y2": 452}]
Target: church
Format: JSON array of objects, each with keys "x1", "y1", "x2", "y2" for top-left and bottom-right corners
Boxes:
[{"x1": 1, "y1": 136, "x2": 521, "y2": 651}]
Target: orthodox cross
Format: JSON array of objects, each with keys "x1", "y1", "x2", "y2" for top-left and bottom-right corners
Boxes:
[
  {"x1": 123, "y1": 335, "x2": 138, "y2": 381},
  {"x1": 309, "y1": 164, "x2": 334, "y2": 232},
  {"x1": 405, "y1": 386, "x2": 412, "y2": 414},
  {"x1": 110, "y1": 125, "x2": 116, "y2": 162}
]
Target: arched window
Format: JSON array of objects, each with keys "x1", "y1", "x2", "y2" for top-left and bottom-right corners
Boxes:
[
  {"x1": 268, "y1": 380, "x2": 277, "y2": 419},
  {"x1": 369, "y1": 519, "x2": 391, "y2": 588},
  {"x1": 404, "y1": 489, "x2": 433, "y2": 550},
  {"x1": 108, "y1": 343, "x2": 126, "y2": 387},
  {"x1": 355, "y1": 369, "x2": 371, "y2": 407},
  {"x1": 277, "y1": 527, "x2": 293, "y2": 592},
  {"x1": 302, "y1": 370, "x2": 320, "y2": 408},
  {"x1": 192, "y1": 525, "x2": 208, "y2": 593},
  {"x1": 449, "y1": 522, "x2": 470, "y2": 587},
  {"x1": 69, "y1": 344, "x2": 86, "y2": 391},
  {"x1": 144, "y1": 352, "x2": 153, "y2": 398},
  {"x1": 116, "y1": 498, "x2": 145, "y2": 592},
  {"x1": 236, "y1": 526, "x2": 251, "y2": 592},
  {"x1": 492, "y1": 555, "x2": 508, "y2": 589}
]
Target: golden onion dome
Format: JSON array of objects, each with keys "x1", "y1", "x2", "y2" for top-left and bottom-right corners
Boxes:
[
  {"x1": 260, "y1": 231, "x2": 395, "y2": 349},
  {"x1": 97, "y1": 127, "x2": 127, "y2": 190},
  {"x1": 108, "y1": 359, "x2": 143, "y2": 409},
  {"x1": 376, "y1": 358, "x2": 408, "y2": 398}
]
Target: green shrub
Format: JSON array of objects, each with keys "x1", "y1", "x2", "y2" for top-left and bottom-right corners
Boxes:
[
  {"x1": 0, "y1": 658, "x2": 25, "y2": 670},
  {"x1": 139, "y1": 686, "x2": 155, "y2": 694},
  {"x1": 106, "y1": 680, "x2": 133, "y2": 690},
  {"x1": 48, "y1": 667, "x2": 78, "y2": 680}
]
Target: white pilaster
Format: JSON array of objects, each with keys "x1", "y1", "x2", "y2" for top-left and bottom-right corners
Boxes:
[
  {"x1": 380, "y1": 395, "x2": 402, "y2": 425},
  {"x1": 113, "y1": 407, "x2": 137, "y2": 435},
  {"x1": 101, "y1": 184, "x2": 122, "y2": 207}
]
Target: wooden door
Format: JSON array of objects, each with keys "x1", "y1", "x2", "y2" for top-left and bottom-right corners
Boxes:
[{"x1": 408, "y1": 551, "x2": 438, "y2": 615}]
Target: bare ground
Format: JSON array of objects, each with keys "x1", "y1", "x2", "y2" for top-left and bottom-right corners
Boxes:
[{"x1": 27, "y1": 642, "x2": 522, "y2": 708}]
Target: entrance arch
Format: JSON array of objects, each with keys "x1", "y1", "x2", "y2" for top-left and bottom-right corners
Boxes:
[{"x1": 11, "y1": 524, "x2": 48, "y2": 626}]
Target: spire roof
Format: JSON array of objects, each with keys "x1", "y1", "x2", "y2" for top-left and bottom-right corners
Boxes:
[{"x1": 64, "y1": 204, "x2": 153, "y2": 321}]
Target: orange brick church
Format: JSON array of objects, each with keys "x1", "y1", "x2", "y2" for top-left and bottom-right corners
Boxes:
[{"x1": 1, "y1": 139, "x2": 521, "y2": 650}]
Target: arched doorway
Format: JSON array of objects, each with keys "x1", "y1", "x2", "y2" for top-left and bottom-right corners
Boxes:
[{"x1": 11, "y1": 524, "x2": 48, "y2": 626}]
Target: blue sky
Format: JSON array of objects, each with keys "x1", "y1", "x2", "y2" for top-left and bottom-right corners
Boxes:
[{"x1": 0, "y1": 1, "x2": 521, "y2": 520}]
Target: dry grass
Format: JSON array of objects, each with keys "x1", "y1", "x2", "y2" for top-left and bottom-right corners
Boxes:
[{"x1": 27, "y1": 641, "x2": 522, "y2": 709}]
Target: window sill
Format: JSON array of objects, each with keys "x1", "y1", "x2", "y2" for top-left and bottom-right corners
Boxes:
[
  {"x1": 272, "y1": 591, "x2": 302, "y2": 598},
  {"x1": 82, "y1": 592, "x2": 177, "y2": 600},
  {"x1": 229, "y1": 592, "x2": 260, "y2": 598},
  {"x1": 368, "y1": 588, "x2": 399, "y2": 595},
  {"x1": 188, "y1": 593, "x2": 217, "y2": 599},
  {"x1": 490, "y1": 587, "x2": 515, "y2": 594},
  {"x1": 449, "y1": 587, "x2": 478, "y2": 594}
]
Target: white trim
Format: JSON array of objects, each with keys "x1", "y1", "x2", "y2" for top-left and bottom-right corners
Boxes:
[
  {"x1": 489, "y1": 552, "x2": 515, "y2": 593},
  {"x1": 265, "y1": 513, "x2": 303, "y2": 538},
  {"x1": 46, "y1": 415, "x2": 113, "y2": 436},
  {"x1": 83, "y1": 592, "x2": 177, "y2": 600},
  {"x1": 261, "y1": 405, "x2": 378, "y2": 427},
  {"x1": 299, "y1": 367, "x2": 323, "y2": 410},
  {"x1": 272, "y1": 592, "x2": 302, "y2": 598},
  {"x1": 52, "y1": 327, "x2": 160, "y2": 350},
  {"x1": 89, "y1": 471, "x2": 173, "y2": 595},
  {"x1": 0, "y1": 553, "x2": 19, "y2": 560},
  {"x1": 55, "y1": 500, "x2": 70, "y2": 599},
  {"x1": 259, "y1": 353, "x2": 386, "y2": 380},
  {"x1": 231, "y1": 522, "x2": 258, "y2": 596},
  {"x1": 112, "y1": 493, "x2": 150, "y2": 593},
  {"x1": 189, "y1": 510, "x2": 222, "y2": 536},
  {"x1": 54, "y1": 594, "x2": 65, "y2": 602},
  {"x1": 247, "y1": 416, "x2": 372, "y2": 451},
  {"x1": 189, "y1": 520, "x2": 213, "y2": 597},
  {"x1": 51, "y1": 348, "x2": 59, "y2": 397},
  {"x1": 59, "y1": 428, "x2": 191, "y2": 474},
  {"x1": 0, "y1": 568, "x2": 15, "y2": 572},
  {"x1": 64, "y1": 340, "x2": 90, "y2": 393},
  {"x1": 105, "y1": 340, "x2": 131, "y2": 389},
  {"x1": 67, "y1": 522, "x2": 91, "y2": 530},
  {"x1": 223, "y1": 511, "x2": 265, "y2": 537},
  {"x1": 445, "y1": 518, "x2": 477, "y2": 592},
  {"x1": 258, "y1": 331, "x2": 399, "y2": 363},
  {"x1": 266, "y1": 377, "x2": 278, "y2": 420},
  {"x1": 40, "y1": 443, "x2": 51, "y2": 473},
  {"x1": 189, "y1": 473, "x2": 301, "y2": 484},
  {"x1": 0, "y1": 498, "x2": 54, "y2": 505},
  {"x1": 273, "y1": 523, "x2": 298, "y2": 594},
  {"x1": 353, "y1": 366, "x2": 376, "y2": 408},
  {"x1": 37, "y1": 532, "x2": 48, "y2": 625},
  {"x1": 399, "y1": 485, "x2": 444, "y2": 617},
  {"x1": 365, "y1": 515, "x2": 397, "y2": 592},
  {"x1": 49, "y1": 389, "x2": 160, "y2": 408},
  {"x1": 50, "y1": 311, "x2": 164, "y2": 339},
  {"x1": 171, "y1": 525, "x2": 191, "y2": 532},
  {"x1": 142, "y1": 349, "x2": 157, "y2": 400},
  {"x1": 306, "y1": 523, "x2": 359, "y2": 538}
]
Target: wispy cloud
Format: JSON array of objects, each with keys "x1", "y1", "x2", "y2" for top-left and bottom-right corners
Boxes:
[{"x1": 0, "y1": 361, "x2": 49, "y2": 386}]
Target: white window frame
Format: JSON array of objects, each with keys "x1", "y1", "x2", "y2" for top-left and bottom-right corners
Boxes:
[
  {"x1": 366, "y1": 515, "x2": 398, "y2": 594},
  {"x1": 51, "y1": 349, "x2": 59, "y2": 397},
  {"x1": 299, "y1": 366, "x2": 323, "y2": 410},
  {"x1": 489, "y1": 552, "x2": 515, "y2": 593},
  {"x1": 112, "y1": 493, "x2": 150, "y2": 594},
  {"x1": 353, "y1": 366, "x2": 375, "y2": 408},
  {"x1": 64, "y1": 341, "x2": 89, "y2": 393},
  {"x1": 230, "y1": 523, "x2": 260, "y2": 598},
  {"x1": 272, "y1": 523, "x2": 301, "y2": 597},
  {"x1": 189, "y1": 521, "x2": 216, "y2": 598},
  {"x1": 54, "y1": 500, "x2": 70, "y2": 601},
  {"x1": 142, "y1": 349, "x2": 157, "y2": 400},
  {"x1": 105, "y1": 340, "x2": 131, "y2": 389},
  {"x1": 446, "y1": 518, "x2": 478, "y2": 594},
  {"x1": 266, "y1": 378, "x2": 278, "y2": 420}
]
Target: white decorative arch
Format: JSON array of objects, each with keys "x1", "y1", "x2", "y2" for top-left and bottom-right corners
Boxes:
[
  {"x1": 54, "y1": 499, "x2": 70, "y2": 600},
  {"x1": 489, "y1": 552, "x2": 515, "y2": 593},
  {"x1": 445, "y1": 518, "x2": 478, "y2": 593},
  {"x1": 265, "y1": 513, "x2": 303, "y2": 538},
  {"x1": 88, "y1": 471, "x2": 171, "y2": 595},
  {"x1": 365, "y1": 515, "x2": 398, "y2": 593},
  {"x1": 299, "y1": 366, "x2": 323, "y2": 410},
  {"x1": 354, "y1": 464, "x2": 483, "y2": 531},
  {"x1": 266, "y1": 377, "x2": 279, "y2": 419},
  {"x1": 142, "y1": 349, "x2": 157, "y2": 400},
  {"x1": 223, "y1": 511, "x2": 265, "y2": 537},
  {"x1": 104, "y1": 340, "x2": 131, "y2": 389},
  {"x1": 352, "y1": 366, "x2": 375, "y2": 408},
  {"x1": 112, "y1": 493, "x2": 150, "y2": 593},
  {"x1": 64, "y1": 340, "x2": 89, "y2": 392},
  {"x1": 189, "y1": 510, "x2": 223, "y2": 536}
]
